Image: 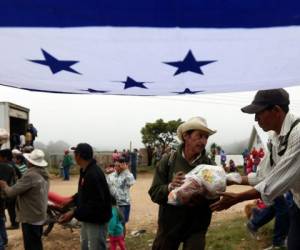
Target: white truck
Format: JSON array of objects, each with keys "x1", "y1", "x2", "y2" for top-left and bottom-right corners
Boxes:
[{"x1": 0, "y1": 102, "x2": 30, "y2": 148}]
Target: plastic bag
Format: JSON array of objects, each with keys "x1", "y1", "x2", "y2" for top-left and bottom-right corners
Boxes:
[
  {"x1": 168, "y1": 164, "x2": 242, "y2": 206},
  {"x1": 168, "y1": 175, "x2": 205, "y2": 205},
  {"x1": 226, "y1": 172, "x2": 242, "y2": 184}
]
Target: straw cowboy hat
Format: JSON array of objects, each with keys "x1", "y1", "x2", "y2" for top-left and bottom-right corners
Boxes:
[
  {"x1": 177, "y1": 116, "x2": 216, "y2": 142},
  {"x1": 23, "y1": 149, "x2": 48, "y2": 167}
]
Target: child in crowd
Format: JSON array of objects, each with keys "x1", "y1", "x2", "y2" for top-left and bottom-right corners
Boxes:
[
  {"x1": 12, "y1": 149, "x2": 27, "y2": 175},
  {"x1": 106, "y1": 158, "x2": 135, "y2": 236},
  {"x1": 105, "y1": 164, "x2": 115, "y2": 175},
  {"x1": 228, "y1": 159, "x2": 237, "y2": 172},
  {"x1": 108, "y1": 196, "x2": 126, "y2": 250}
]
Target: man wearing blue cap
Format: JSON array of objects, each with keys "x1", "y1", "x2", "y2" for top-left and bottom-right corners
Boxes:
[{"x1": 211, "y1": 88, "x2": 300, "y2": 250}]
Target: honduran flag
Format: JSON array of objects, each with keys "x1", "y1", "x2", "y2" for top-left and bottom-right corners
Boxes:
[{"x1": 0, "y1": 1, "x2": 300, "y2": 95}]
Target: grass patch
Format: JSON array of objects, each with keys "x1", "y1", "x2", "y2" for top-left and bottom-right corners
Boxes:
[
  {"x1": 207, "y1": 216, "x2": 274, "y2": 250},
  {"x1": 125, "y1": 216, "x2": 277, "y2": 250},
  {"x1": 236, "y1": 165, "x2": 245, "y2": 175},
  {"x1": 126, "y1": 232, "x2": 156, "y2": 250}
]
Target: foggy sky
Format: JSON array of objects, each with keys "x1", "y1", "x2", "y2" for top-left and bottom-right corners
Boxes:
[{"x1": 1, "y1": 85, "x2": 300, "y2": 151}]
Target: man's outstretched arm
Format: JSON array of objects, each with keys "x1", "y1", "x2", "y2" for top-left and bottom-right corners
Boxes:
[{"x1": 210, "y1": 188, "x2": 260, "y2": 211}]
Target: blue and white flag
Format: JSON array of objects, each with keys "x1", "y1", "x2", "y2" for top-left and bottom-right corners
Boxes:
[{"x1": 0, "y1": 1, "x2": 300, "y2": 95}]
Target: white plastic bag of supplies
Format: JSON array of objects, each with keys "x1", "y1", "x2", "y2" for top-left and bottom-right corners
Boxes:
[{"x1": 167, "y1": 164, "x2": 242, "y2": 205}]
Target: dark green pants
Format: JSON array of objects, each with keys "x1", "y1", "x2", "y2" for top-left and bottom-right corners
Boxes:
[{"x1": 152, "y1": 228, "x2": 206, "y2": 250}]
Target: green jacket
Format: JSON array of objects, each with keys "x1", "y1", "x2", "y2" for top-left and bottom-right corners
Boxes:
[
  {"x1": 148, "y1": 145, "x2": 215, "y2": 240},
  {"x1": 62, "y1": 155, "x2": 73, "y2": 168}
]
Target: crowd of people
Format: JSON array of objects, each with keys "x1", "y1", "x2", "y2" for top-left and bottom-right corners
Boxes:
[
  {"x1": 0, "y1": 144, "x2": 48, "y2": 250},
  {"x1": 0, "y1": 128, "x2": 139, "y2": 250},
  {"x1": 243, "y1": 147, "x2": 265, "y2": 174},
  {"x1": 149, "y1": 88, "x2": 300, "y2": 250},
  {"x1": 57, "y1": 145, "x2": 137, "y2": 250},
  {"x1": 10, "y1": 124, "x2": 38, "y2": 152},
  {"x1": 0, "y1": 88, "x2": 299, "y2": 250}
]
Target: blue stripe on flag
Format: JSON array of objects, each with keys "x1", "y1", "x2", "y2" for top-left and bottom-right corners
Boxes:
[{"x1": 0, "y1": 0, "x2": 300, "y2": 28}]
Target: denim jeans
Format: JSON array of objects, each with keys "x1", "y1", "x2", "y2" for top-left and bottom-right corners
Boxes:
[
  {"x1": 288, "y1": 202, "x2": 300, "y2": 250},
  {"x1": 63, "y1": 165, "x2": 70, "y2": 180},
  {"x1": 80, "y1": 222, "x2": 107, "y2": 250},
  {"x1": 119, "y1": 205, "x2": 131, "y2": 223},
  {"x1": 249, "y1": 196, "x2": 289, "y2": 246},
  {"x1": 0, "y1": 216, "x2": 7, "y2": 250}
]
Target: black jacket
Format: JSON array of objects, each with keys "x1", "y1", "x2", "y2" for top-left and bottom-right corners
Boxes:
[
  {"x1": 73, "y1": 159, "x2": 112, "y2": 224},
  {"x1": 0, "y1": 163, "x2": 16, "y2": 216}
]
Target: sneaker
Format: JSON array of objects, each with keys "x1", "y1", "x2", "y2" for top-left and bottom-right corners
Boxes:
[
  {"x1": 263, "y1": 245, "x2": 284, "y2": 250},
  {"x1": 246, "y1": 222, "x2": 258, "y2": 239},
  {"x1": 263, "y1": 244, "x2": 287, "y2": 250}
]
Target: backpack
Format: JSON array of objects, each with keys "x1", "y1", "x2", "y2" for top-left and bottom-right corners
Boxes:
[
  {"x1": 268, "y1": 118, "x2": 300, "y2": 166},
  {"x1": 165, "y1": 151, "x2": 177, "y2": 181}
]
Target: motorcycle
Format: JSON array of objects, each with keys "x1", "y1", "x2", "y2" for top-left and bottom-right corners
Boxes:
[{"x1": 43, "y1": 191, "x2": 80, "y2": 236}]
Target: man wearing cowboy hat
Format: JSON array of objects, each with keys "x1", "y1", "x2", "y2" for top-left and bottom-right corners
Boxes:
[
  {"x1": 149, "y1": 116, "x2": 216, "y2": 250},
  {"x1": 0, "y1": 149, "x2": 49, "y2": 250}
]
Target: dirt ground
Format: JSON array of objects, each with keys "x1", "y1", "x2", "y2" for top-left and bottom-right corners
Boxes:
[{"x1": 6, "y1": 172, "x2": 253, "y2": 250}]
